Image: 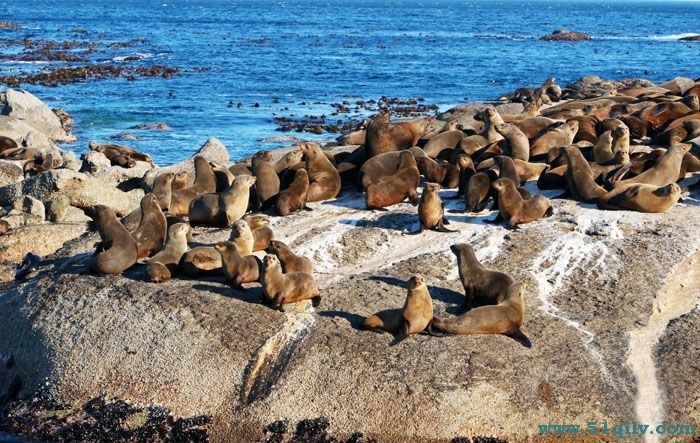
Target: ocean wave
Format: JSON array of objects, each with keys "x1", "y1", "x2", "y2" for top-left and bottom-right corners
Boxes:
[{"x1": 598, "y1": 33, "x2": 700, "y2": 41}]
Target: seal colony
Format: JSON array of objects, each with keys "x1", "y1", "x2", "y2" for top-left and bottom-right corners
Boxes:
[{"x1": 2, "y1": 75, "x2": 700, "y2": 442}]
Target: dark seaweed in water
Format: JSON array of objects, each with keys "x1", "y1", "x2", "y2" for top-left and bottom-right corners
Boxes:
[
  {"x1": 1, "y1": 394, "x2": 210, "y2": 442},
  {"x1": 259, "y1": 417, "x2": 376, "y2": 443}
]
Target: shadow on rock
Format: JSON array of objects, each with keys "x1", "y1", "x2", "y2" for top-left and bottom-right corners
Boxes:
[
  {"x1": 317, "y1": 310, "x2": 365, "y2": 330},
  {"x1": 368, "y1": 275, "x2": 464, "y2": 306},
  {"x1": 340, "y1": 212, "x2": 415, "y2": 232},
  {"x1": 192, "y1": 282, "x2": 264, "y2": 305}
]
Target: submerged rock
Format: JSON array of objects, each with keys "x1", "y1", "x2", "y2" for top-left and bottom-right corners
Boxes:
[{"x1": 540, "y1": 30, "x2": 591, "y2": 41}]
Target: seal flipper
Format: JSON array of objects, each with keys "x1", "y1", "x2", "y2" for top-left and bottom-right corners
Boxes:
[
  {"x1": 504, "y1": 327, "x2": 532, "y2": 348},
  {"x1": 392, "y1": 320, "x2": 411, "y2": 345},
  {"x1": 435, "y1": 221, "x2": 458, "y2": 233},
  {"x1": 425, "y1": 320, "x2": 445, "y2": 337}
]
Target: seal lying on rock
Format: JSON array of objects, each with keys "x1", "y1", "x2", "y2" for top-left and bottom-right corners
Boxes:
[
  {"x1": 365, "y1": 151, "x2": 420, "y2": 209},
  {"x1": 362, "y1": 274, "x2": 441, "y2": 342},
  {"x1": 432, "y1": 281, "x2": 531, "y2": 347},
  {"x1": 261, "y1": 254, "x2": 320, "y2": 311},
  {"x1": 88, "y1": 140, "x2": 153, "y2": 165},
  {"x1": 598, "y1": 183, "x2": 682, "y2": 213},
  {"x1": 88, "y1": 205, "x2": 138, "y2": 275}
]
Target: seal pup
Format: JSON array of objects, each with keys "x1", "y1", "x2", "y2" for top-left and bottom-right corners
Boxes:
[
  {"x1": 365, "y1": 151, "x2": 420, "y2": 209},
  {"x1": 252, "y1": 150, "x2": 280, "y2": 206},
  {"x1": 362, "y1": 275, "x2": 440, "y2": 342},
  {"x1": 485, "y1": 178, "x2": 553, "y2": 228},
  {"x1": 261, "y1": 254, "x2": 320, "y2": 310},
  {"x1": 266, "y1": 240, "x2": 313, "y2": 274},
  {"x1": 411, "y1": 183, "x2": 457, "y2": 234},
  {"x1": 415, "y1": 157, "x2": 460, "y2": 188},
  {"x1": 188, "y1": 175, "x2": 257, "y2": 227},
  {"x1": 0, "y1": 135, "x2": 18, "y2": 152},
  {"x1": 598, "y1": 183, "x2": 681, "y2": 213},
  {"x1": 145, "y1": 223, "x2": 189, "y2": 282},
  {"x1": 131, "y1": 193, "x2": 167, "y2": 259},
  {"x1": 277, "y1": 168, "x2": 310, "y2": 216},
  {"x1": 432, "y1": 282, "x2": 531, "y2": 347},
  {"x1": 593, "y1": 130, "x2": 614, "y2": 163},
  {"x1": 15, "y1": 252, "x2": 41, "y2": 280},
  {"x1": 302, "y1": 142, "x2": 341, "y2": 202},
  {"x1": 214, "y1": 241, "x2": 262, "y2": 287},
  {"x1": 89, "y1": 205, "x2": 138, "y2": 274}
]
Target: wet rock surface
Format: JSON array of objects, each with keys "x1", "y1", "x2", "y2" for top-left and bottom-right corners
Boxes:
[{"x1": 540, "y1": 30, "x2": 592, "y2": 42}]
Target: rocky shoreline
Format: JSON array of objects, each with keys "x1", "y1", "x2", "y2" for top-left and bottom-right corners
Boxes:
[{"x1": 1, "y1": 75, "x2": 700, "y2": 442}]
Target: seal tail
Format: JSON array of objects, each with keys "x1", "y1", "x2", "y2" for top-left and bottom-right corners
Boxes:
[{"x1": 505, "y1": 327, "x2": 532, "y2": 348}]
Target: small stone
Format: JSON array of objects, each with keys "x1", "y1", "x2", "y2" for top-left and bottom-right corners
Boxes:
[{"x1": 45, "y1": 196, "x2": 70, "y2": 223}]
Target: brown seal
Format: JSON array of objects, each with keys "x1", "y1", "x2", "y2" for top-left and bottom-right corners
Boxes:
[
  {"x1": 494, "y1": 123, "x2": 530, "y2": 161},
  {"x1": 302, "y1": 142, "x2": 341, "y2": 202},
  {"x1": 366, "y1": 151, "x2": 420, "y2": 209},
  {"x1": 563, "y1": 146, "x2": 607, "y2": 202},
  {"x1": 274, "y1": 149, "x2": 304, "y2": 174},
  {"x1": 145, "y1": 223, "x2": 189, "y2": 282},
  {"x1": 277, "y1": 168, "x2": 310, "y2": 216},
  {"x1": 168, "y1": 157, "x2": 217, "y2": 216},
  {"x1": 455, "y1": 154, "x2": 476, "y2": 198},
  {"x1": 111, "y1": 154, "x2": 136, "y2": 168},
  {"x1": 0, "y1": 136, "x2": 18, "y2": 152},
  {"x1": 537, "y1": 163, "x2": 567, "y2": 189},
  {"x1": 88, "y1": 205, "x2": 138, "y2": 274},
  {"x1": 210, "y1": 161, "x2": 235, "y2": 191},
  {"x1": 358, "y1": 147, "x2": 426, "y2": 190},
  {"x1": 188, "y1": 175, "x2": 257, "y2": 226},
  {"x1": 214, "y1": 241, "x2": 262, "y2": 287},
  {"x1": 243, "y1": 214, "x2": 274, "y2": 251},
  {"x1": 266, "y1": 239, "x2": 313, "y2": 274},
  {"x1": 229, "y1": 219, "x2": 254, "y2": 256},
  {"x1": 486, "y1": 178, "x2": 553, "y2": 228},
  {"x1": 165, "y1": 215, "x2": 194, "y2": 242},
  {"x1": 88, "y1": 140, "x2": 153, "y2": 164},
  {"x1": 611, "y1": 125, "x2": 630, "y2": 156},
  {"x1": 229, "y1": 162, "x2": 252, "y2": 176},
  {"x1": 598, "y1": 183, "x2": 681, "y2": 213},
  {"x1": 512, "y1": 116, "x2": 559, "y2": 139},
  {"x1": 412, "y1": 183, "x2": 457, "y2": 234},
  {"x1": 181, "y1": 246, "x2": 223, "y2": 277},
  {"x1": 530, "y1": 120, "x2": 579, "y2": 158},
  {"x1": 365, "y1": 111, "x2": 397, "y2": 157},
  {"x1": 415, "y1": 156, "x2": 460, "y2": 189},
  {"x1": 449, "y1": 243, "x2": 515, "y2": 309},
  {"x1": 513, "y1": 159, "x2": 549, "y2": 182},
  {"x1": 130, "y1": 193, "x2": 167, "y2": 259},
  {"x1": 461, "y1": 169, "x2": 498, "y2": 212},
  {"x1": 261, "y1": 254, "x2": 320, "y2": 310},
  {"x1": 460, "y1": 108, "x2": 505, "y2": 155},
  {"x1": 362, "y1": 274, "x2": 439, "y2": 342},
  {"x1": 569, "y1": 115, "x2": 598, "y2": 144},
  {"x1": 0, "y1": 147, "x2": 40, "y2": 161},
  {"x1": 432, "y1": 282, "x2": 531, "y2": 347},
  {"x1": 593, "y1": 130, "x2": 614, "y2": 163},
  {"x1": 611, "y1": 143, "x2": 691, "y2": 188},
  {"x1": 122, "y1": 172, "x2": 175, "y2": 230},
  {"x1": 252, "y1": 150, "x2": 280, "y2": 206},
  {"x1": 390, "y1": 117, "x2": 433, "y2": 150},
  {"x1": 171, "y1": 171, "x2": 189, "y2": 190},
  {"x1": 422, "y1": 130, "x2": 464, "y2": 158}
]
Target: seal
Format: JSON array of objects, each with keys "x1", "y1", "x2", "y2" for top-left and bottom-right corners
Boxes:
[
  {"x1": 530, "y1": 120, "x2": 579, "y2": 158},
  {"x1": 277, "y1": 168, "x2": 310, "y2": 216},
  {"x1": 0, "y1": 135, "x2": 18, "y2": 152},
  {"x1": 412, "y1": 183, "x2": 457, "y2": 233},
  {"x1": 274, "y1": 149, "x2": 304, "y2": 174},
  {"x1": 365, "y1": 111, "x2": 397, "y2": 157},
  {"x1": 494, "y1": 123, "x2": 530, "y2": 161},
  {"x1": 88, "y1": 204, "x2": 138, "y2": 275},
  {"x1": 0, "y1": 147, "x2": 40, "y2": 161},
  {"x1": 145, "y1": 222, "x2": 189, "y2": 282},
  {"x1": 598, "y1": 183, "x2": 681, "y2": 213},
  {"x1": 358, "y1": 147, "x2": 426, "y2": 190},
  {"x1": 611, "y1": 125, "x2": 630, "y2": 156},
  {"x1": 15, "y1": 252, "x2": 41, "y2": 280},
  {"x1": 512, "y1": 116, "x2": 559, "y2": 139},
  {"x1": 301, "y1": 142, "x2": 341, "y2": 202},
  {"x1": 569, "y1": 115, "x2": 598, "y2": 144},
  {"x1": 171, "y1": 171, "x2": 189, "y2": 190},
  {"x1": 611, "y1": 143, "x2": 691, "y2": 188},
  {"x1": 432, "y1": 282, "x2": 531, "y2": 347},
  {"x1": 168, "y1": 157, "x2": 217, "y2": 216},
  {"x1": 130, "y1": 193, "x2": 167, "y2": 259},
  {"x1": 366, "y1": 150, "x2": 420, "y2": 209},
  {"x1": 214, "y1": 241, "x2": 262, "y2": 288},
  {"x1": 0, "y1": 219, "x2": 9, "y2": 236},
  {"x1": 461, "y1": 169, "x2": 498, "y2": 212},
  {"x1": 455, "y1": 153, "x2": 476, "y2": 198},
  {"x1": 266, "y1": 239, "x2": 313, "y2": 274},
  {"x1": 460, "y1": 108, "x2": 505, "y2": 155},
  {"x1": 415, "y1": 156, "x2": 460, "y2": 189},
  {"x1": 422, "y1": 130, "x2": 464, "y2": 158},
  {"x1": 166, "y1": 215, "x2": 193, "y2": 242},
  {"x1": 188, "y1": 175, "x2": 257, "y2": 226},
  {"x1": 390, "y1": 116, "x2": 433, "y2": 150},
  {"x1": 514, "y1": 159, "x2": 549, "y2": 182},
  {"x1": 210, "y1": 161, "x2": 235, "y2": 191},
  {"x1": 485, "y1": 178, "x2": 553, "y2": 228},
  {"x1": 362, "y1": 275, "x2": 439, "y2": 342},
  {"x1": 181, "y1": 246, "x2": 223, "y2": 277},
  {"x1": 261, "y1": 254, "x2": 320, "y2": 310},
  {"x1": 448, "y1": 243, "x2": 514, "y2": 308},
  {"x1": 229, "y1": 219, "x2": 254, "y2": 256},
  {"x1": 593, "y1": 130, "x2": 614, "y2": 163},
  {"x1": 229, "y1": 162, "x2": 252, "y2": 176},
  {"x1": 88, "y1": 141, "x2": 153, "y2": 164},
  {"x1": 563, "y1": 146, "x2": 607, "y2": 202},
  {"x1": 243, "y1": 214, "x2": 274, "y2": 251},
  {"x1": 537, "y1": 164, "x2": 567, "y2": 189},
  {"x1": 252, "y1": 150, "x2": 280, "y2": 206},
  {"x1": 122, "y1": 172, "x2": 175, "y2": 230}
]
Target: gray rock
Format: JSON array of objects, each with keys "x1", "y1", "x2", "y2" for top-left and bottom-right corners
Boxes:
[
  {"x1": 129, "y1": 123, "x2": 171, "y2": 131},
  {"x1": 0, "y1": 89, "x2": 75, "y2": 142},
  {"x1": 79, "y1": 151, "x2": 111, "y2": 174},
  {"x1": 0, "y1": 160, "x2": 23, "y2": 187},
  {"x1": 0, "y1": 116, "x2": 57, "y2": 153},
  {"x1": 143, "y1": 137, "x2": 229, "y2": 187},
  {"x1": 60, "y1": 151, "x2": 81, "y2": 172},
  {"x1": 44, "y1": 196, "x2": 70, "y2": 223},
  {"x1": 540, "y1": 30, "x2": 591, "y2": 41},
  {"x1": 14, "y1": 195, "x2": 45, "y2": 221},
  {"x1": 108, "y1": 133, "x2": 140, "y2": 141}
]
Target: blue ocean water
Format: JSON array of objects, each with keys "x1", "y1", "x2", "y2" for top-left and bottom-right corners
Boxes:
[{"x1": 1, "y1": 0, "x2": 700, "y2": 165}]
